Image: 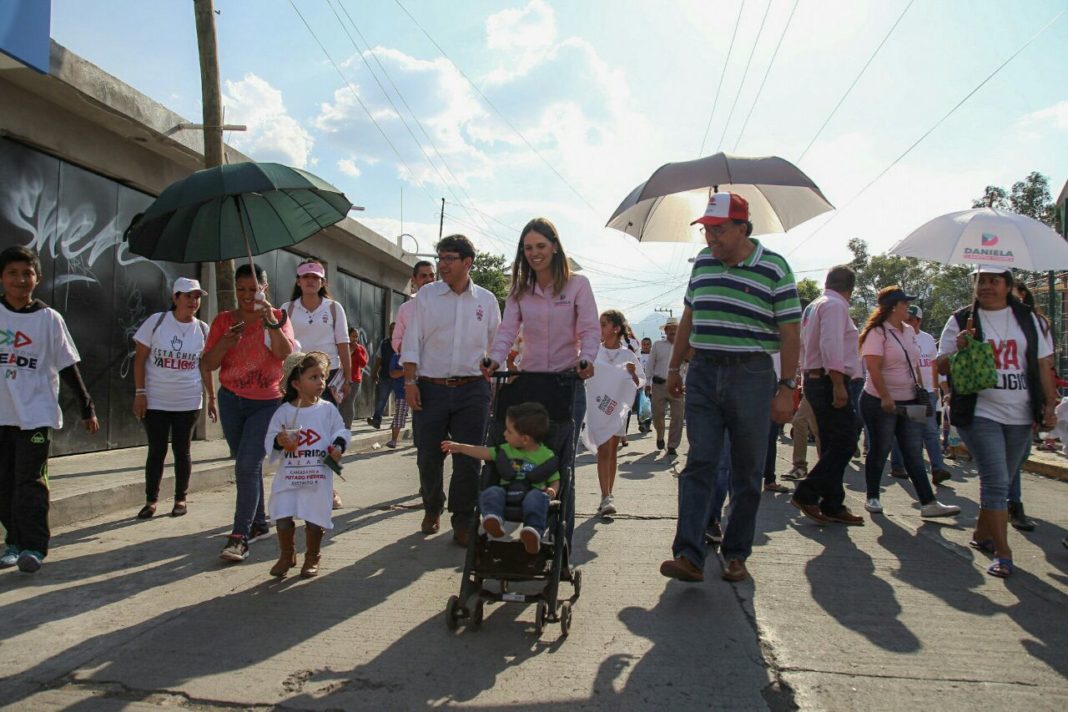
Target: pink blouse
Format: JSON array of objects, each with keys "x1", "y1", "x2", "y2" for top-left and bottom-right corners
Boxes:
[
  {"x1": 489, "y1": 274, "x2": 600, "y2": 372},
  {"x1": 861, "y1": 323, "x2": 922, "y2": 401}
]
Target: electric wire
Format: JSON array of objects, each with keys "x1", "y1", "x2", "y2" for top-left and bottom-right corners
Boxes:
[
  {"x1": 732, "y1": 0, "x2": 799, "y2": 151},
  {"x1": 332, "y1": 0, "x2": 507, "y2": 246},
  {"x1": 698, "y1": 0, "x2": 746, "y2": 156},
  {"x1": 287, "y1": 0, "x2": 441, "y2": 214},
  {"x1": 716, "y1": 0, "x2": 772, "y2": 152},
  {"x1": 795, "y1": 0, "x2": 915, "y2": 164},
  {"x1": 785, "y1": 4, "x2": 1067, "y2": 258}
]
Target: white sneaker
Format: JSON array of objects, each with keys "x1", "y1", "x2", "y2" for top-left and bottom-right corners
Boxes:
[
  {"x1": 864, "y1": 498, "x2": 883, "y2": 513},
  {"x1": 599, "y1": 495, "x2": 616, "y2": 516},
  {"x1": 481, "y1": 514, "x2": 505, "y2": 539},
  {"x1": 920, "y1": 501, "x2": 960, "y2": 518}
]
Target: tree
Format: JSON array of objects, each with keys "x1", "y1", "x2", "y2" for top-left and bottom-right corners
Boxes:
[
  {"x1": 470, "y1": 252, "x2": 510, "y2": 311},
  {"x1": 971, "y1": 185, "x2": 1009, "y2": 210},
  {"x1": 796, "y1": 278, "x2": 821, "y2": 304}
]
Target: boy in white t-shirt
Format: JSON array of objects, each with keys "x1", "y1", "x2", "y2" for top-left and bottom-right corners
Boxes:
[{"x1": 0, "y1": 246, "x2": 99, "y2": 574}]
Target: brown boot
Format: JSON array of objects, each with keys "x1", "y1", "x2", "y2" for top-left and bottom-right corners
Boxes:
[
  {"x1": 269, "y1": 523, "x2": 297, "y2": 577},
  {"x1": 301, "y1": 524, "x2": 324, "y2": 578}
]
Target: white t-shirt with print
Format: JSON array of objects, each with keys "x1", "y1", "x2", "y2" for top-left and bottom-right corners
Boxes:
[
  {"x1": 265, "y1": 400, "x2": 351, "y2": 530},
  {"x1": 282, "y1": 299, "x2": 349, "y2": 370},
  {"x1": 939, "y1": 308, "x2": 1053, "y2": 425},
  {"x1": 0, "y1": 306, "x2": 80, "y2": 429},
  {"x1": 915, "y1": 330, "x2": 937, "y2": 392},
  {"x1": 133, "y1": 312, "x2": 208, "y2": 412}
]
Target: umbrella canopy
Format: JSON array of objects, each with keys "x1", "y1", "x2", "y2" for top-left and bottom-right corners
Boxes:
[
  {"x1": 888, "y1": 208, "x2": 1068, "y2": 271},
  {"x1": 125, "y1": 162, "x2": 353, "y2": 263},
  {"x1": 606, "y1": 153, "x2": 833, "y2": 242}
]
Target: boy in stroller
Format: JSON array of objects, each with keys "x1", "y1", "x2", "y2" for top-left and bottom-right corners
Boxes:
[{"x1": 442, "y1": 402, "x2": 559, "y2": 555}]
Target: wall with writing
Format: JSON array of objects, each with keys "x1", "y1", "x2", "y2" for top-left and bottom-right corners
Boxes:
[{"x1": 0, "y1": 138, "x2": 194, "y2": 455}]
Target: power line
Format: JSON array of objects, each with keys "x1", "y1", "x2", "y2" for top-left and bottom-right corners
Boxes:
[
  {"x1": 392, "y1": 0, "x2": 599, "y2": 214},
  {"x1": 795, "y1": 0, "x2": 914, "y2": 164},
  {"x1": 332, "y1": 0, "x2": 507, "y2": 245},
  {"x1": 717, "y1": 0, "x2": 772, "y2": 152},
  {"x1": 286, "y1": 0, "x2": 440, "y2": 213},
  {"x1": 698, "y1": 0, "x2": 746, "y2": 156},
  {"x1": 733, "y1": 0, "x2": 799, "y2": 151},
  {"x1": 786, "y1": 4, "x2": 1067, "y2": 258}
]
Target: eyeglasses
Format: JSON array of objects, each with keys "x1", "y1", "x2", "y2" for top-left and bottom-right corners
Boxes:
[
  {"x1": 436, "y1": 254, "x2": 464, "y2": 264},
  {"x1": 702, "y1": 224, "x2": 731, "y2": 236}
]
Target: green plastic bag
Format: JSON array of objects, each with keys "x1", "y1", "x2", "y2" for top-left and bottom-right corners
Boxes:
[{"x1": 949, "y1": 334, "x2": 997, "y2": 395}]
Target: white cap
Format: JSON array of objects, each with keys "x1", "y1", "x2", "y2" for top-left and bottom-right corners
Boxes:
[
  {"x1": 971, "y1": 264, "x2": 1012, "y2": 276},
  {"x1": 173, "y1": 277, "x2": 208, "y2": 296}
]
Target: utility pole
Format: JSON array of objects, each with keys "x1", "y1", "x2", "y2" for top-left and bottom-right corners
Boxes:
[
  {"x1": 438, "y1": 197, "x2": 445, "y2": 241},
  {"x1": 194, "y1": 0, "x2": 235, "y2": 311},
  {"x1": 654, "y1": 307, "x2": 674, "y2": 319}
]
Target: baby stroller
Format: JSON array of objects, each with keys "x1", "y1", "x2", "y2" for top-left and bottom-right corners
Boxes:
[{"x1": 445, "y1": 368, "x2": 583, "y2": 637}]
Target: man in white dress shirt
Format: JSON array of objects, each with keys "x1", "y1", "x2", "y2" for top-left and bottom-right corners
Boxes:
[
  {"x1": 646, "y1": 317, "x2": 685, "y2": 457},
  {"x1": 401, "y1": 235, "x2": 501, "y2": 546}
]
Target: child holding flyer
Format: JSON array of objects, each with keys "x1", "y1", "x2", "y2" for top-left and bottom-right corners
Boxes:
[
  {"x1": 0, "y1": 246, "x2": 99, "y2": 574},
  {"x1": 265, "y1": 351, "x2": 350, "y2": 578}
]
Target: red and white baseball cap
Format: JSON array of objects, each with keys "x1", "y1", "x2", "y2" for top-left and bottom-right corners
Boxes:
[{"x1": 691, "y1": 192, "x2": 749, "y2": 226}]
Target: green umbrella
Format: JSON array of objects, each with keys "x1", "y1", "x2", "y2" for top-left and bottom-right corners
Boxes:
[{"x1": 125, "y1": 162, "x2": 353, "y2": 263}]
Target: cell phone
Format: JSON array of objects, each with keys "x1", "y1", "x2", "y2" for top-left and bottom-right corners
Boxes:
[{"x1": 229, "y1": 320, "x2": 246, "y2": 332}]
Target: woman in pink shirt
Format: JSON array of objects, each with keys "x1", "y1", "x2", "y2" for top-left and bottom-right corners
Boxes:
[
  {"x1": 483, "y1": 217, "x2": 600, "y2": 542},
  {"x1": 859, "y1": 286, "x2": 958, "y2": 519}
]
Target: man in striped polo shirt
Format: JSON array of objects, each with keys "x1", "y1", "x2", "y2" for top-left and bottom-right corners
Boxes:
[{"x1": 660, "y1": 192, "x2": 801, "y2": 584}]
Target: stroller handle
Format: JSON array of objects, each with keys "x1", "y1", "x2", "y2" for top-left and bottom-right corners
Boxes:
[{"x1": 480, "y1": 357, "x2": 588, "y2": 382}]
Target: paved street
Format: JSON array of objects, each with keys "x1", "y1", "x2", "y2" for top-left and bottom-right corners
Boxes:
[{"x1": 2, "y1": 431, "x2": 1068, "y2": 711}]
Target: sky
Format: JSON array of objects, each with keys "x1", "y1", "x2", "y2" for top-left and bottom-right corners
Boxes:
[{"x1": 49, "y1": 0, "x2": 1068, "y2": 336}]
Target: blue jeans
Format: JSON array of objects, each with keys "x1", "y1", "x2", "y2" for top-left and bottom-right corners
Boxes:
[
  {"x1": 218, "y1": 388, "x2": 279, "y2": 538},
  {"x1": 890, "y1": 391, "x2": 945, "y2": 472},
  {"x1": 479, "y1": 486, "x2": 550, "y2": 533},
  {"x1": 708, "y1": 433, "x2": 731, "y2": 525},
  {"x1": 957, "y1": 416, "x2": 1032, "y2": 510},
  {"x1": 672, "y1": 353, "x2": 775, "y2": 566},
  {"x1": 412, "y1": 379, "x2": 491, "y2": 531},
  {"x1": 793, "y1": 375, "x2": 862, "y2": 515},
  {"x1": 371, "y1": 379, "x2": 392, "y2": 421},
  {"x1": 860, "y1": 391, "x2": 934, "y2": 504}
]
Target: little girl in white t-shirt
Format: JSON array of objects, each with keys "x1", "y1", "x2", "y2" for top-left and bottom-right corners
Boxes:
[{"x1": 265, "y1": 351, "x2": 350, "y2": 578}]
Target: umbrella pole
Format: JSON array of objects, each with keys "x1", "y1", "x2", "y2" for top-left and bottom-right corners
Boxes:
[{"x1": 234, "y1": 196, "x2": 255, "y2": 271}]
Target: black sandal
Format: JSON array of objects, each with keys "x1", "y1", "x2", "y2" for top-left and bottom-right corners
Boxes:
[
  {"x1": 171, "y1": 502, "x2": 188, "y2": 517},
  {"x1": 137, "y1": 503, "x2": 157, "y2": 520}
]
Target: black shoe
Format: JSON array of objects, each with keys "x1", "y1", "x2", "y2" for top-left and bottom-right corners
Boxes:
[
  {"x1": 1008, "y1": 501, "x2": 1035, "y2": 531},
  {"x1": 656, "y1": 439, "x2": 665, "y2": 450},
  {"x1": 366, "y1": 416, "x2": 381, "y2": 430},
  {"x1": 889, "y1": 468, "x2": 908, "y2": 479},
  {"x1": 666, "y1": 447, "x2": 678, "y2": 459},
  {"x1": 248, "y1": 523, "x2": 270, "y2": 543}
]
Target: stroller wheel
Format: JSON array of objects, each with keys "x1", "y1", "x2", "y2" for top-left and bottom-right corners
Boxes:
[
  {"x1": 571, "y1": 567, "x2": 583, "y2": 600},
  {"x1": 445, "y1": 595, "x2": 461, "y2": 631},
  {"x1": 559, "y1": 601, "x2": 573, "y2": 637},
  {"x1": 534, "y1": 600, "x2": 547, "y2": 636},
  {"x1": 471, "y1": 599, "x2": 485, "y2": 629}
]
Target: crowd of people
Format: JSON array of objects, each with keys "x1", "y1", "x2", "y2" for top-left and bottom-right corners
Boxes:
[{"x1": 1, "y1": 189, "x2": 1066, "y2": 583}]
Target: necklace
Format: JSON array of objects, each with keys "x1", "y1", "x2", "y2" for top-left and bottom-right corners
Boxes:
[
  {"x1": 602, "y1": 344, "x2": 623, "y2": 364},
  {"x1": 982, "y1": 307, "x2": 1012, "y2": 344}
]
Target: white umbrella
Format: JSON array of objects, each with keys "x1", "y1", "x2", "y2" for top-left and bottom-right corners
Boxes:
[
  {"x1": 606, "y1": 153, "x2": 834, "y2": 242},
  {"x1": 888, "y1": 208, "x2": 1068, "y2": 270}
]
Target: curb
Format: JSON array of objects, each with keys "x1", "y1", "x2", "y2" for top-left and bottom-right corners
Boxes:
[
  {"x1": 1022, "y1": 457, "x2": 1068, "y2": 483},
  {"x1": 48, "y1": 429, "x2": 409, "y2": 529}
]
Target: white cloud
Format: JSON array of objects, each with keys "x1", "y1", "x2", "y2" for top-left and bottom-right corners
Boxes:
[
  {"x1": 337, "y1": 158, "x2": 361, "y2": 178},
  {"x1": 223, "y1": 73, "x2": 313, "y2": 168},
  {"x1": 483, "y1": 0, "x2": 557, "y2": 83},
  {"x1": 1016, "y1": 101, "x2": 1068, "y2": 135}
]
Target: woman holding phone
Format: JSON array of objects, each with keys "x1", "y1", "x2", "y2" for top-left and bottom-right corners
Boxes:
[{"x1": 202, "y1": 263, "x2": 297, "y2": 563}]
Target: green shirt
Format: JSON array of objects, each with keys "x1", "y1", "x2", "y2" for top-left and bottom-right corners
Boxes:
[
  {"x1": 683, "y1": 239, "x2": 801, "y2": 353},
  {"x1": 488, "y1": 443, "x2": 560, "y2": 488}
]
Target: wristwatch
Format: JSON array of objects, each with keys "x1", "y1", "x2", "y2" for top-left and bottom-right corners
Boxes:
[{"x1": 777, "y1": 378, "x2": 797, "y2": 390}]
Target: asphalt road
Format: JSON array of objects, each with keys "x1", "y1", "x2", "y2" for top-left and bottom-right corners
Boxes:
[{"x1": 2, "y1": 431, "x2": 1067, "y2": 711}]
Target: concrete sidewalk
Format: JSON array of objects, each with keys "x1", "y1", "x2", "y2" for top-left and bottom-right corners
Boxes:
[{"x1": 46, "y1": 420, "x2": 408, "y2": 528}]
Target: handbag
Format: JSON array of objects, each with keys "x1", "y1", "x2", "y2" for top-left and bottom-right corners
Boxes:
[
  {"x1": 948, "y1": 332, "x2": 997, "y2": 395},
  {"x1": 886, "y1": 328, "x2": 933, "y2": 417}
]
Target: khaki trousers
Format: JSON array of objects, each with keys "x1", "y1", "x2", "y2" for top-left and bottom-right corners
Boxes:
[{"x1": 651, "y1": 382, "x2": 685, "y2": 449}]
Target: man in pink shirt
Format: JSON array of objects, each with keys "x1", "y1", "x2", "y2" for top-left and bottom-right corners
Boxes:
[
  {"x1": 392, "y1": 261, "x2": 436, "y2": 353},
  {"x1": 790, "y1": 266, "x2": 866, "y2": 525}
]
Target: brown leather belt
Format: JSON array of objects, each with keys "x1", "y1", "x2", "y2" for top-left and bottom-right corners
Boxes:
[
  {"x1": 418, "y1": 376, "x2": 482, "y2": 387},
  {"x1": 805, "y1": 369, "x2": 827, "y2": 378}
]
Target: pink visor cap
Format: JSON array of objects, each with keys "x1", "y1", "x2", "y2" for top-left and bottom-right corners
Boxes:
[
  {"x1": 691, "y1": 192, "x2": 750, "y2": 226},
  {"x1": 296, "y1": 262, "x2": 326, "y2": 278}
]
